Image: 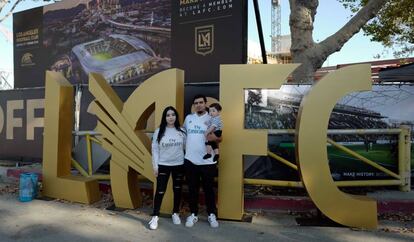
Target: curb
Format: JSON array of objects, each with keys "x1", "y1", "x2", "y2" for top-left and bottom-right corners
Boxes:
[
  {"x1": 4, "y1": 167, "x2": 414, "y2": 215},
  {"x1": 245, "y1": 196, "x2": 316, "y2": 212},
  {"x1": 244, "y1": 195, "x2": 414, "y2": 214}
]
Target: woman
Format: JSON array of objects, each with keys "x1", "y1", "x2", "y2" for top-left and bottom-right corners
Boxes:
[{"x1": 149, "y1": 106, "x2": 186, "y2": 230}]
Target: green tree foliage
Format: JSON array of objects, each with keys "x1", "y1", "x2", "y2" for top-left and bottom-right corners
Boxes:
[{"x1": 340, "y1": 0, "x2": 414, "y2": 57}]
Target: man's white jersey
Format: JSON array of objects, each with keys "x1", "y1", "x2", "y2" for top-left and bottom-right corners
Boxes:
[{"x1": 183, "y1": 112, "x2": 215, "y2": 165}]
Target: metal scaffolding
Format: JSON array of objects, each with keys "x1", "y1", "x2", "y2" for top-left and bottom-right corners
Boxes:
[{"x1": 271, "y1": 0, "x2": 281, "y2": 53}]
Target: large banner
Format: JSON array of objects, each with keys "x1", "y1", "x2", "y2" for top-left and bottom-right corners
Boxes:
[
  {"x1": 171, "y1": 0, "x2": 247, "y2": 83},
  {"x1": 43, "y1": 0, "x2": 172, "y2": 86},
  {"x1": 244, "y1": 85, "x2": 414, "y2": 181},
  {"x1": 1, "y1": 83, "x2": 412, "y2": 182},
  {"x1": 13, "y1": 0, "x2": 247, "y2": 88},
  {"x1": 0, "y1": 85, "x2": 147, "y2": 160},
  {"x1": 0, "y1": 88, "x2": 44, "y2": 161},
  {"x1": 14, "y1": 0, "x2": 172, "y2": 88},
  {"x1": 0, "y1": 82, "x2": 219, "y2": 160},
  {"x1": 13, "y1": 7, "x2": 46, "y2": 88}
]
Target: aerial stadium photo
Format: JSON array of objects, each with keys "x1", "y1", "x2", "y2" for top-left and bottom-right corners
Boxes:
[
  {"x1": 43, "y1": 0, "x2": 171, "y2": 85},
  {"x1": 72, "y1": 34, "x2": 158, "y2": 83}
]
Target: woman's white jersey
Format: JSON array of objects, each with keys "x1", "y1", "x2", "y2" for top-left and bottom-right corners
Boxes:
[{"x1": 151, "y1": 127, "x2": 186, "y2": 171}]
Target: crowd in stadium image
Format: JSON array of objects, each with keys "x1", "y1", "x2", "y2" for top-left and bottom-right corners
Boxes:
[
  {"x1": 244, "y1": 90, "x2": 396, "y2": 143},
  {"x1": 245, "y1": 104, "x2": 388, "y2": 130}
]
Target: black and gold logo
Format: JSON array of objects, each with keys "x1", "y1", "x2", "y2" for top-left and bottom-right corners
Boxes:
[
  {"x1": 195, "y1": 25, "x2": 214, "y2": 56},
  {"x1": 21, "y1": 53, "x2": 35, "y2": 67}
]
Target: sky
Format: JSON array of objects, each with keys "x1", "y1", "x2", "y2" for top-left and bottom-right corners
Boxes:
[{"x1": 0, "y1": 0, "x2": 401, "y2": 86}]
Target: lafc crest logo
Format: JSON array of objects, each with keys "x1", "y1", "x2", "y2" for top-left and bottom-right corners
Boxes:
[
  {"x1": 195, "y1": 25, "x2": 214, "y2": 56},
  {"x1": 21, "y1": 53, "x2": 35, "y2": 67}
]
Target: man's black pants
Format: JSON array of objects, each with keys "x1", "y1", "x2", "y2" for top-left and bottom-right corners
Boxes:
[{"x1": 184, "y1": 159, "x2": 217, "y2": 216}]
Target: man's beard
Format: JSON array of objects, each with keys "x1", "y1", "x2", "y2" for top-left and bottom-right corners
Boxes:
[{"x1": 197, "y1": 110, "x2": 205, "y2": 115}]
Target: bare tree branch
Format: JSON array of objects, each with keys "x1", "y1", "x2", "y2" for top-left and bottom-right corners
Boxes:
[
  {"x1": 0, "y1": 0, "x2": 9, "y2": 11},
  {"x1": 316, "y1": 0, "x2": 388, "y2": 61},
  {"x1": 289, "y1": 0, "x2": 389, "y2": 82},
  {"x1": 0, "y1": 0, "x2": 24, "y2": 24}
]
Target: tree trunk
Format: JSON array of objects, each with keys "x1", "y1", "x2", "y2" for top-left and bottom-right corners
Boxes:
[{"x1": 289, "y1": 0, "x2": 388, "y2": 83}]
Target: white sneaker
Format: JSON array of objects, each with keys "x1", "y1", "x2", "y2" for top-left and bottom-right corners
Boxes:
[
  {"x1": 208, "y1": 213, "x2": 219, "y2": 228},
  {"x1": 149, "y1": 216, "x2": 159, "y2": 230},
  {"x1": 172, "y1": 213, "x2": 181, "y2": 225},
  {"x1": 185, "y1": 213, "x2": 198, "y2": 227}
]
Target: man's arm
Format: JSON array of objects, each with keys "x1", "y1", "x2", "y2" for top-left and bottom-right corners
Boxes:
[
  {"x1": 207, "y1": 132, "x2": 222, "y2": 143},
  {"x1": 182, "y1": 115, "x2": 188, "y2": 132},
  {"x1": 205, "y1": 125, "x2": 216, "y2": 137}
]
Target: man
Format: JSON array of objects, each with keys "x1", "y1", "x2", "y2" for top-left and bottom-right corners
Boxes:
[{"x1": 183, "y1": 94, "x2": 219, "y2": 228}]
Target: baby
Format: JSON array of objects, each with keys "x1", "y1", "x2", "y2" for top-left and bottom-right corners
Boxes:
[{"x1": 203, "y1": 103, "x2": 223, "y2": 162}]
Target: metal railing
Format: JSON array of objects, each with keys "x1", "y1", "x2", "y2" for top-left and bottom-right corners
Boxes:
[
  {"x1": 246, "y1": 126, "x2": 411, "y2": 192},
  {"x1": 71, "y1": 131, "x2": 110, "y2": 180},
  {"x1": 71, "y1": 127, "x2": 412, "y2": 192}
]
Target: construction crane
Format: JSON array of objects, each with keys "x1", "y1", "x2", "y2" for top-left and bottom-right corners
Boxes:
[{"x1": 271, "y1": 0, "x2": 281, "y2": 53}]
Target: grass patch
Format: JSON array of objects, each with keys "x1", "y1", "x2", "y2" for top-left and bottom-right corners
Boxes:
[{"x1": 93, "y1": 53, "x2": 113, "y2": 61}]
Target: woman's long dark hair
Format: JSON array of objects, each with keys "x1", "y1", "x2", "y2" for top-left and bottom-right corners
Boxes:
[{"x1": 157, "y1": 106, "x2": 185, "y2": 143}]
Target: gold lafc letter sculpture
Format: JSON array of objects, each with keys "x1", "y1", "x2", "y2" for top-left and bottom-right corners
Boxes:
[
  {"x1": 42, "y1": 69, "x2": 184, "y2": 213},
  {"x1": 218, "y1": 64, "x2": 299, "y2": 220},
  {"x1": 42, "y1": 64, "x2": 377, "y2": 229},
  {"x1": 218, "y1": 64, "x2": 376, "y2": 228},
  {"x1": 295, "y1": 64, "x2": 377, "y2": 229},
  {"x1": 88, "y1": 69, "x2": 183, "y2": 210},
  {"x1": 42, "y1": 71, "x2": 100, "y2": 203}
]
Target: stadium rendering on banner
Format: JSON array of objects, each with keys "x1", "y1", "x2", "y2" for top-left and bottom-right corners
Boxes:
[{"x1": 72, "y1": 34, "x2": 158, "y2": 84}]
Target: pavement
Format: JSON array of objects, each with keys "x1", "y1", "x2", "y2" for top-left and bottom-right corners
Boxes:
[
  {"x1": 1, "y1": 163, "x2": 414, "y2": 241},
  {"x1": 0, "y1": 191, "x2": 413, "y2": 242}
]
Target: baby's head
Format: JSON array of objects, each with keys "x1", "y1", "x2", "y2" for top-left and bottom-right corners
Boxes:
[{"x1": 209, "y1": 103, "x2": 222, "y2": 117}]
